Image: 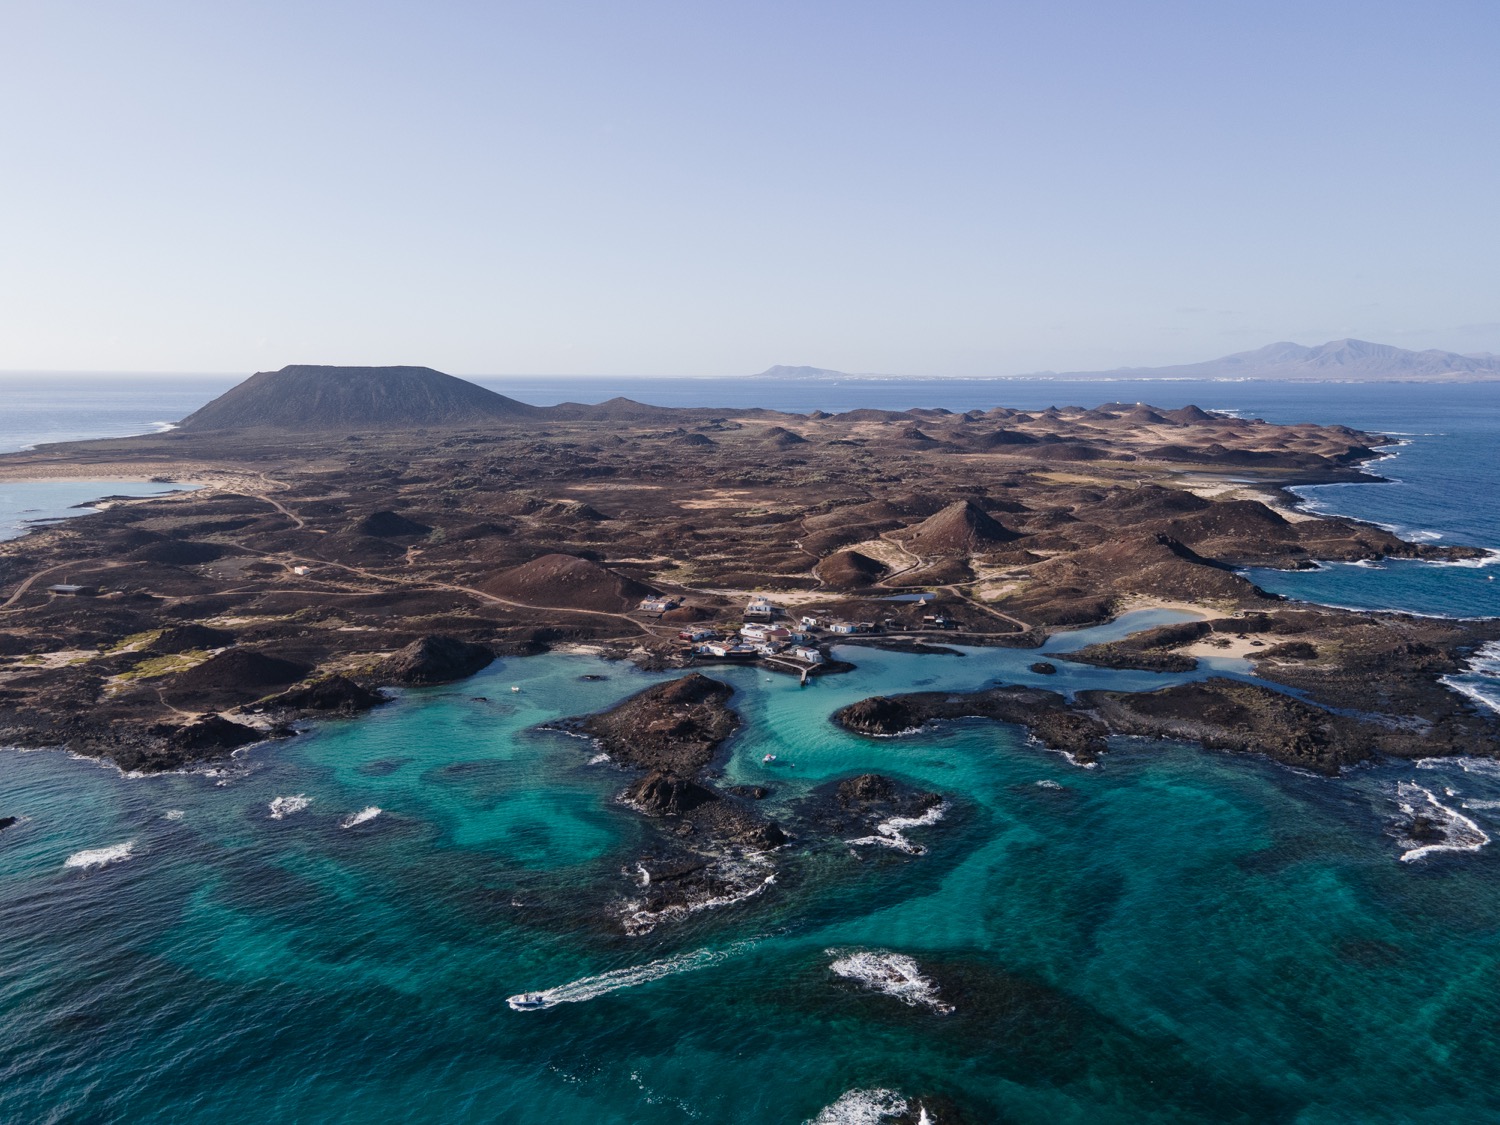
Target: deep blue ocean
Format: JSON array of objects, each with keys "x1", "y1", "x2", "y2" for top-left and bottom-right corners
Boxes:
[{"x1": 2, "y1": 375, "x2": 1499, "y2": 1123}]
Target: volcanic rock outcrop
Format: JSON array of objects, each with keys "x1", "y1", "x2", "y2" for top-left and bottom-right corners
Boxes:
[
  {"x1": 554, "y1": 673, "x2": 786, "y2": 851},
  {"x1": 835, "y1": 687, "x2": 1110, "y2": 764},
  {"x1": 379, "y1": 635, "x2": 494, "y2": 685},
  {"x1": 161, "y1": 649, "x2": 312, "y2": 708}
]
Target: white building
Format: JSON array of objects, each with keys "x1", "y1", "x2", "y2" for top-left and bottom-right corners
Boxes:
[{"x1": 745, "y1": 596, "x2": 777, "y2": 619}]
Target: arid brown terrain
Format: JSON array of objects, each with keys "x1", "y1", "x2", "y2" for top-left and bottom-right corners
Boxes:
[{"x1": 0, "y1": 365, "x2": 1496, "y2": 772}]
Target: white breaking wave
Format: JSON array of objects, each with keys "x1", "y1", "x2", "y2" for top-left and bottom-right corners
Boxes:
[
  {"x1": 829, "y1": 949, "x2": 953, "y2": 1014},
  {"x1": 846, "y1": 802, "x2": 947, "y2": 856},
  {"x1": 163, "y1": 809, "x2": 185, "y2": 821},
  {"x1": 340, "y1": 806, "x2": 382, "y2": 828},
  {"x1": 507, "y1": 939, "x2": 756, "y2": 1012},
  {"x1": 620, "y1": 852, "x2": 777, "y2": 936},
  {"x1": 1416, "y1": 754, "x2": 1500, "y2": 778},
  {"x1": 1395, "y1": 782, "x2": 1491, "y2": 863},
  {"x1": 1440, "y1": 642, "x2": 1500, "y2": 717},
  {"x1": 65, "y1": 841, "x2": 136, "y2": 870},
  {"x1": 807, "y1": 1088, "x2": 912, "y2": 1125},
  {"x1": 1036, "y1": 779, "x2": 1063, "y2": 790},
  {"x1": 269, "y1": 794, "x2": 311, "y2": 819}
]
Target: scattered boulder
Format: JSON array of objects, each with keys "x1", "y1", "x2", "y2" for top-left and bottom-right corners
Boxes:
[{"x1": 1030, "y1": 661, "x2": 1057, "y2": 675}]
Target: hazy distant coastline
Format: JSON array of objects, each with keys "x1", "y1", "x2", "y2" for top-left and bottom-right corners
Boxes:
[{"x1": 755, "y1": 339, "x2": 1500, "y2": 383}]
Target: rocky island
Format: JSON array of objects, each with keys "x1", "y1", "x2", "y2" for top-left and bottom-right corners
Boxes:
[{"x1": 0, "y1": 363, "x2": 1496, "y2": 777}]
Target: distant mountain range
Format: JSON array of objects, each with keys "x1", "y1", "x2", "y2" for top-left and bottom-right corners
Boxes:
[
  {"x1": 757, "y1": 340, "x2": 1500, "y2": 383},
  {"x1": 1044, "y1": 339, "x2": 1500, "y2": 382},
  {"x1": 752, "y1": 365, "x2": 871, "y2": 379}
]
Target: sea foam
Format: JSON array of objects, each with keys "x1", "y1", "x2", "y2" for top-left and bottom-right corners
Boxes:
[
  {"x1": 1395, "y1": 782, "x2": 1491, "y2": 863},
  {"x1": 1440, "y1": 642, "x2": 1500, "y2": 717},
  {"x1": 620, "y1": 852, "x2": 777, "y2": 936},
  {"x1": 340, "y1": 806, "x2": 382, "y2": 828},
  {"x1": 269, "y1": 795, "x2": 311, "y2": 819},
  {"x1": 807, "y1": 1088, "x2": 913, "y2": 1124},
  {"x1": 828, "y1": 949, "x2": 953, "y2": 1013},
  {"x1": 845, "y1": 802, "x2": 946, "y2": 856},
  {"x1": 64, "y1": 841, "x2": 135, "y2": 870}
]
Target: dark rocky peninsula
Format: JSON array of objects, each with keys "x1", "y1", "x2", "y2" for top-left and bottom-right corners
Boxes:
[
  {"x1": 547, "y1": 673, "x2": 787, "y2": 932},
  {"x1": 0, "y1": 363, "x2": 1495, "y2": 775}
]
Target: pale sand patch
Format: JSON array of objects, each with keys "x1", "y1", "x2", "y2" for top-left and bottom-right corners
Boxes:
[
  {"x1": 677, "y1": 489, "x2": 789, "y2": 511},
  {"x1": 1175, "y1": 478, "x2": 1318, "y2": 523},
  {"x1": 1114, "y1": 596, "x2": 1273, "y2": 659},
  {"x1": 837, "y1": 538, "x2": 911, "y2": 572},
  {"x1": 975, "y1": 580, "x2": 1022, "y2": 602},
  {"x1": 1182, "y1": 634, "x2": 1266, "y2": 659},
  {"x1": 0, "y1": 459, "x2": 220, "y2": 485},
  {"x1": 1115, "y1": 595, "x2": 1215, "y2": 618}
]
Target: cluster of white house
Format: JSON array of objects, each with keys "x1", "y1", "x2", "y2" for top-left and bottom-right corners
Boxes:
[{"x1": 640, "y1": 595, "x2": 897, "y2": 666}]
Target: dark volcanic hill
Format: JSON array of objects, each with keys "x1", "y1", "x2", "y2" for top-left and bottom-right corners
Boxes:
[
  {"x1": 178, "y1": 365, "x2": 543, "y2": 431},
  {"x1": 482, "y1": 553, "x2": 656, "y2": 612},
  {"x1": 898, "y1": 500, "x2": 1019, "y2": 555},
  {"x1": 179, "y1": 366, "x2": 777, "y2": 431}
]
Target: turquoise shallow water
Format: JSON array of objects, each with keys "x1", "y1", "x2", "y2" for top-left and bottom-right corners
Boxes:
[
  {"x1": 4, "y1": 378, "x2": 1500, "y2": 1121},
  {"x1": 0, "y1": 480, "x2": 193, "y2": 542},
  {"x1": 4, "y1": 627, "x2": 1500, "y2": 1123}
]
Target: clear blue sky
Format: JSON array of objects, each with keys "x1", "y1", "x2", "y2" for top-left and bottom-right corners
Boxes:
[{"x1": 2, "y1": 1, "x2": 1497, "y2": 376}]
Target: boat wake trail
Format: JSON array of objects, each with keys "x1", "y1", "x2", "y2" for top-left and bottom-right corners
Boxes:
[{"x1": 507, "y1": 939, "x2": 758, "y2": 1012}]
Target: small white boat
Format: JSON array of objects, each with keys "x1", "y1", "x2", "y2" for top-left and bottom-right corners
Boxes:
[
  {"x1": 507, "y1": 992, "x2": 547, "y2": 1011},
  {"x1": 511, "y1": 686, "x2": 522, "y2": 693},
  {"x1": 763, "y1": 753, "x2": 777, "y2": 764}
]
